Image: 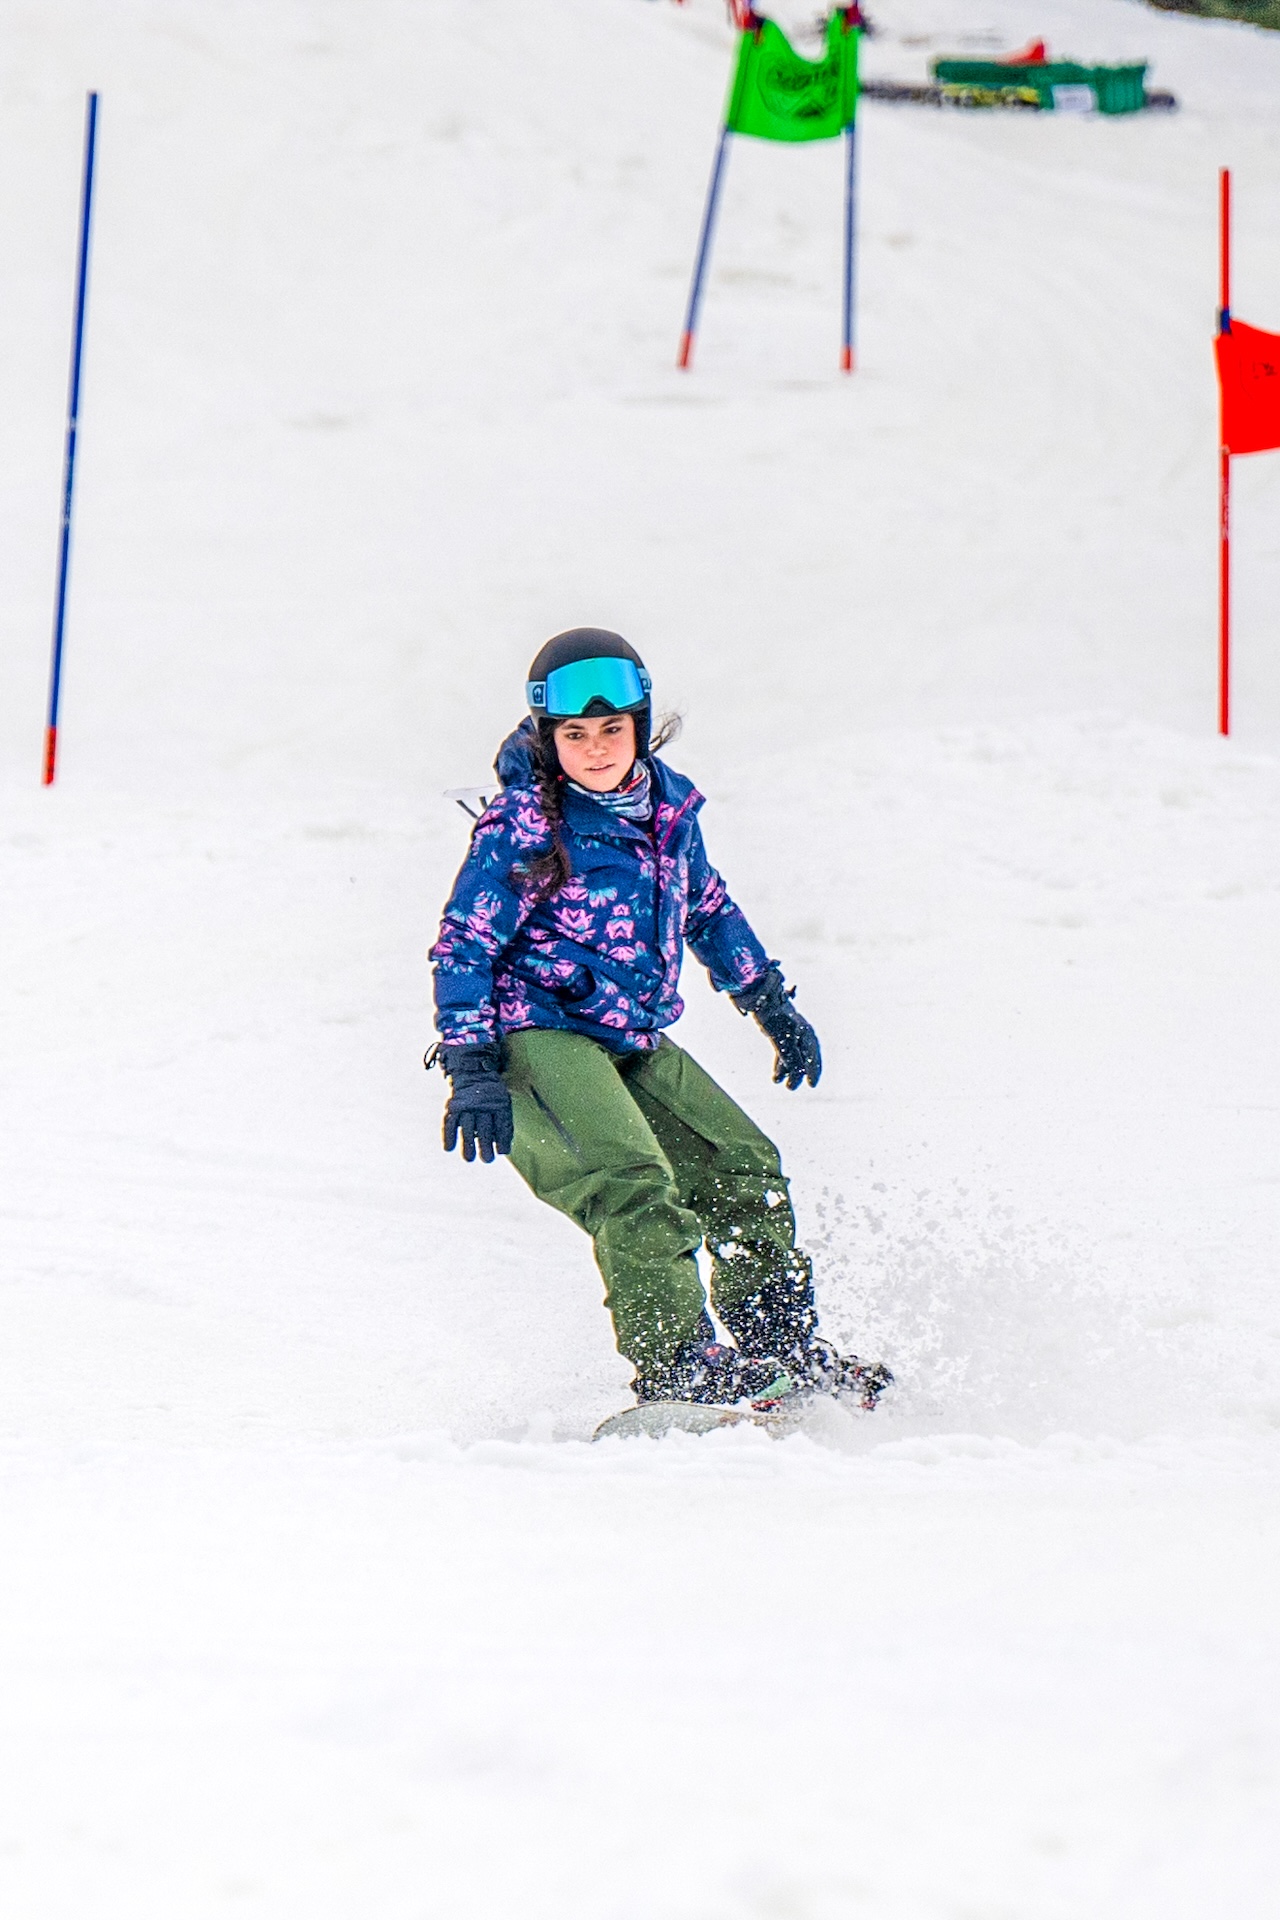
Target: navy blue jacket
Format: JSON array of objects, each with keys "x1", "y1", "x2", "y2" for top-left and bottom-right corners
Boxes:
[{"x1": 430, "y1": 720, "x2": 770, "y2": 1052}]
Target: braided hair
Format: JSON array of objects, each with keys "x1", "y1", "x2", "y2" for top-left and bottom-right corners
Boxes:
[{"x1": 522, "y1": 720, "x2": 573, "y2": 903}]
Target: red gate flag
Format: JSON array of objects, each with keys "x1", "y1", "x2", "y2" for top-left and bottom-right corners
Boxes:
[{"x1": 1215, "y1": 320, "x2": 1280, "y2": 455}]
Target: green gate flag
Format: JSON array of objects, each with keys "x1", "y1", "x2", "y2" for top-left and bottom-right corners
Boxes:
[{"x1": 725, "y1": 13, "x2": 860, "y2": 143}]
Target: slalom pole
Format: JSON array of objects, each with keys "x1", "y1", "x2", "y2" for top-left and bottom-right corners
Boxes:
[
  {"x1": 1218, "y1": 165, "x2": 1231, "y2": 738},
  {"x1": 677, "y1": 124, "x2": 732, "y2": 370},
  {"x1": 840, "y1": 114, "x2": 858, "y2": 373},
  {"x1": 43, "y1": 90, "x2": 100, "y2": 787},
  {"x1": 1220, "y1": 446, "x2": 1231, "y2": 737}
]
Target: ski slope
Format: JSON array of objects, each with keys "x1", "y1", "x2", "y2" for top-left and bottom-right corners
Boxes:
[{"x1": 2, "y1": 1, "x2": 1279, "y2": 1914}]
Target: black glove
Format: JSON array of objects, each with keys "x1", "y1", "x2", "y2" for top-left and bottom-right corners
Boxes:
[
  {"x1": 440, "y1": 1043, "x2": 514, "y2": 1163},
  {"x1": 733, "y1": 967, "x2": 822, "y2": 1090}
]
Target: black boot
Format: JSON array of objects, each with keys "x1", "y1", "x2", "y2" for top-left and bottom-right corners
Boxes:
[
  {"x1": 716, "y1": 1265, "x2": 819, "y2": 1360},
  {"x1": 782, "y1": 1338, "x2": 894, "y2": 1411},
  {"x1": 633, "y1": 1338, "x2": 793, "y2": 1408},
  {"x1": 719, "y1": 1275, "x2": 892, "y2": 1411}
]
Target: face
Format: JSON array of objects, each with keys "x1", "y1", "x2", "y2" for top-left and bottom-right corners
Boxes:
[{"x1": 553, "y1": 713, "x2": 637, "y2": 792}]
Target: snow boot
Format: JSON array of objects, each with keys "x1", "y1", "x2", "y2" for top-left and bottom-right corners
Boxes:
[
  {"x1": 782, "y1": 1338, "x2": 894, "y2": 1411},
  {"x1": 633, "y1": 1339, "x2": 793, "y2": 1408}
]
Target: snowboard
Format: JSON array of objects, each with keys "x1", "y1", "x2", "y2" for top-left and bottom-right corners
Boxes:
[
  {"x1": 593, "y1": 1363, "x2": 894, "y2": 1442},
  {"x1": 592, "y1": 1399, "x2": 805, "y2": 1441}
]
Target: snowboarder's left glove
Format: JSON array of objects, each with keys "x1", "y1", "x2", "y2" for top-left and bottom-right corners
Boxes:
[
  {"x1": 733, "y1": 967, "x2": 822, "y2": 1090},
  {"x1": 440, "y1": 1043, "x2": 514, "y2": 1163}
]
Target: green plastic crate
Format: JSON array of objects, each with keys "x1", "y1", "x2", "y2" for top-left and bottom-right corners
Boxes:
[{"x1": 931, "y1": 59, "x2": 1149, "y2": 114}]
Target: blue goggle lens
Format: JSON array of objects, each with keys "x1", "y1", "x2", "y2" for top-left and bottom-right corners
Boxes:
[{"x1": 527, "y1": 657, "x2": 651, "y2": 716}]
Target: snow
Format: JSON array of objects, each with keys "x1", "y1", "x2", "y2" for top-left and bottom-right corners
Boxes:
[{"x1": 2, "y1": 0, "x2": 1279, "y2": 1913}]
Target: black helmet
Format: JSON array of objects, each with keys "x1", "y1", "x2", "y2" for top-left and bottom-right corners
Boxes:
[{"x1": 526, "y1": 628, "x2": 652, "y2": 758}]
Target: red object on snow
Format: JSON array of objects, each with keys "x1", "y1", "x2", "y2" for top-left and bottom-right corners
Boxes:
[
  {"x1": 1001, "y1": 39, "x2": 1047, "y2": 65},
  {"x1": 1216, "y1": 320, "x2": 1280, "y2": 457},
  {"x1": 1211, "y1": 169, "x2": 1280, "y2": 738}
]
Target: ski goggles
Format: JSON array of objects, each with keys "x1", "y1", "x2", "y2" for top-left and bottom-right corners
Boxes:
[{"x1": 526, "y1": 656, "x2": 651, "y2": 718}]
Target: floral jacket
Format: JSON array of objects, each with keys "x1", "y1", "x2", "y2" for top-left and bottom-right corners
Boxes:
[{"x1": 430, "y1": 720, "x2": 771, "y2": 1053}]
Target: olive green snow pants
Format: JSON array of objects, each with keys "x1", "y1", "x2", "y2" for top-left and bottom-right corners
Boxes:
[{"x1": 503, "y1": 1029, "x2": 813, "y2": 1374}]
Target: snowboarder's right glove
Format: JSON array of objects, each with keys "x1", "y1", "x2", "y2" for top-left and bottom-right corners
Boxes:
[
  {"x1": 440, "y1": 1043, "x2": 514, "y2": 1163},
  {"x1": 732, "y1": 967, "x2": 822, "y2": 1090}
]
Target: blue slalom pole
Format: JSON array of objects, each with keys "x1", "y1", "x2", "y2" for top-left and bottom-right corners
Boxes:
[
  {"x1": 840, "y1": 114, "x2": 858, "y2": 373},
  {"x1": 678, "y1": 124, "x2": 732, "y2": 371},
  {"x1": 43, "y1": 91, "x2": 99, "y2": 786}
]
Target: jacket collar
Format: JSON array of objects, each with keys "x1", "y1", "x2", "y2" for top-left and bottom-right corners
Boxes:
[{"x1": 492, "y1": 717, "x2": 704, "y2": 844}]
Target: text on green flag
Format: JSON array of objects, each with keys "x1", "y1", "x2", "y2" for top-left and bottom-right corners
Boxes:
[{"x1": 725, "y1": 13, "x2": 860, "y2": 144}]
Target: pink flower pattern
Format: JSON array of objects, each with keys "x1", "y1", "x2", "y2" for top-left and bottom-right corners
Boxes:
[{"x1": 430, "y1": 747, "x2": 770, "y2": 1053}]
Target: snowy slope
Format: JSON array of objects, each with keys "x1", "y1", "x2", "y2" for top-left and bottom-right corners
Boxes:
[{"x1": 2, "y1": 1, "x2": 1279, "y2": 1914}]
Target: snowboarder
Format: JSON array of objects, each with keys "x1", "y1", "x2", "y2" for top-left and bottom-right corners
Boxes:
[{"x1": 428, "y1": 628, "x2": 890, "y2": 1413}]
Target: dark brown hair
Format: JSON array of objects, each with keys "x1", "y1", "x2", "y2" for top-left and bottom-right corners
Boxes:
[{"x1": 520, "y1": 711, "x2": 682, "y2": 903}]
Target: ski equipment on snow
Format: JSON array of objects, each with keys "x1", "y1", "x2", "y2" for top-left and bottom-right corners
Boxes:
[
  {"x1": 594, "y1": 1399, "x2": 798, "y2": 1440},
  {"x1": 594, "y1": 1344, "x2": 893, "y2": 1439}
]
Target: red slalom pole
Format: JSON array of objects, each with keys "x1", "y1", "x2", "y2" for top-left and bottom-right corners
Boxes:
[
  {"x1": 1218, "y1": 166, "x2": 1231, "y2": 738},
  {"x1": 1219, "y1": 448, "x2": 1231, "y2": 736}
]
